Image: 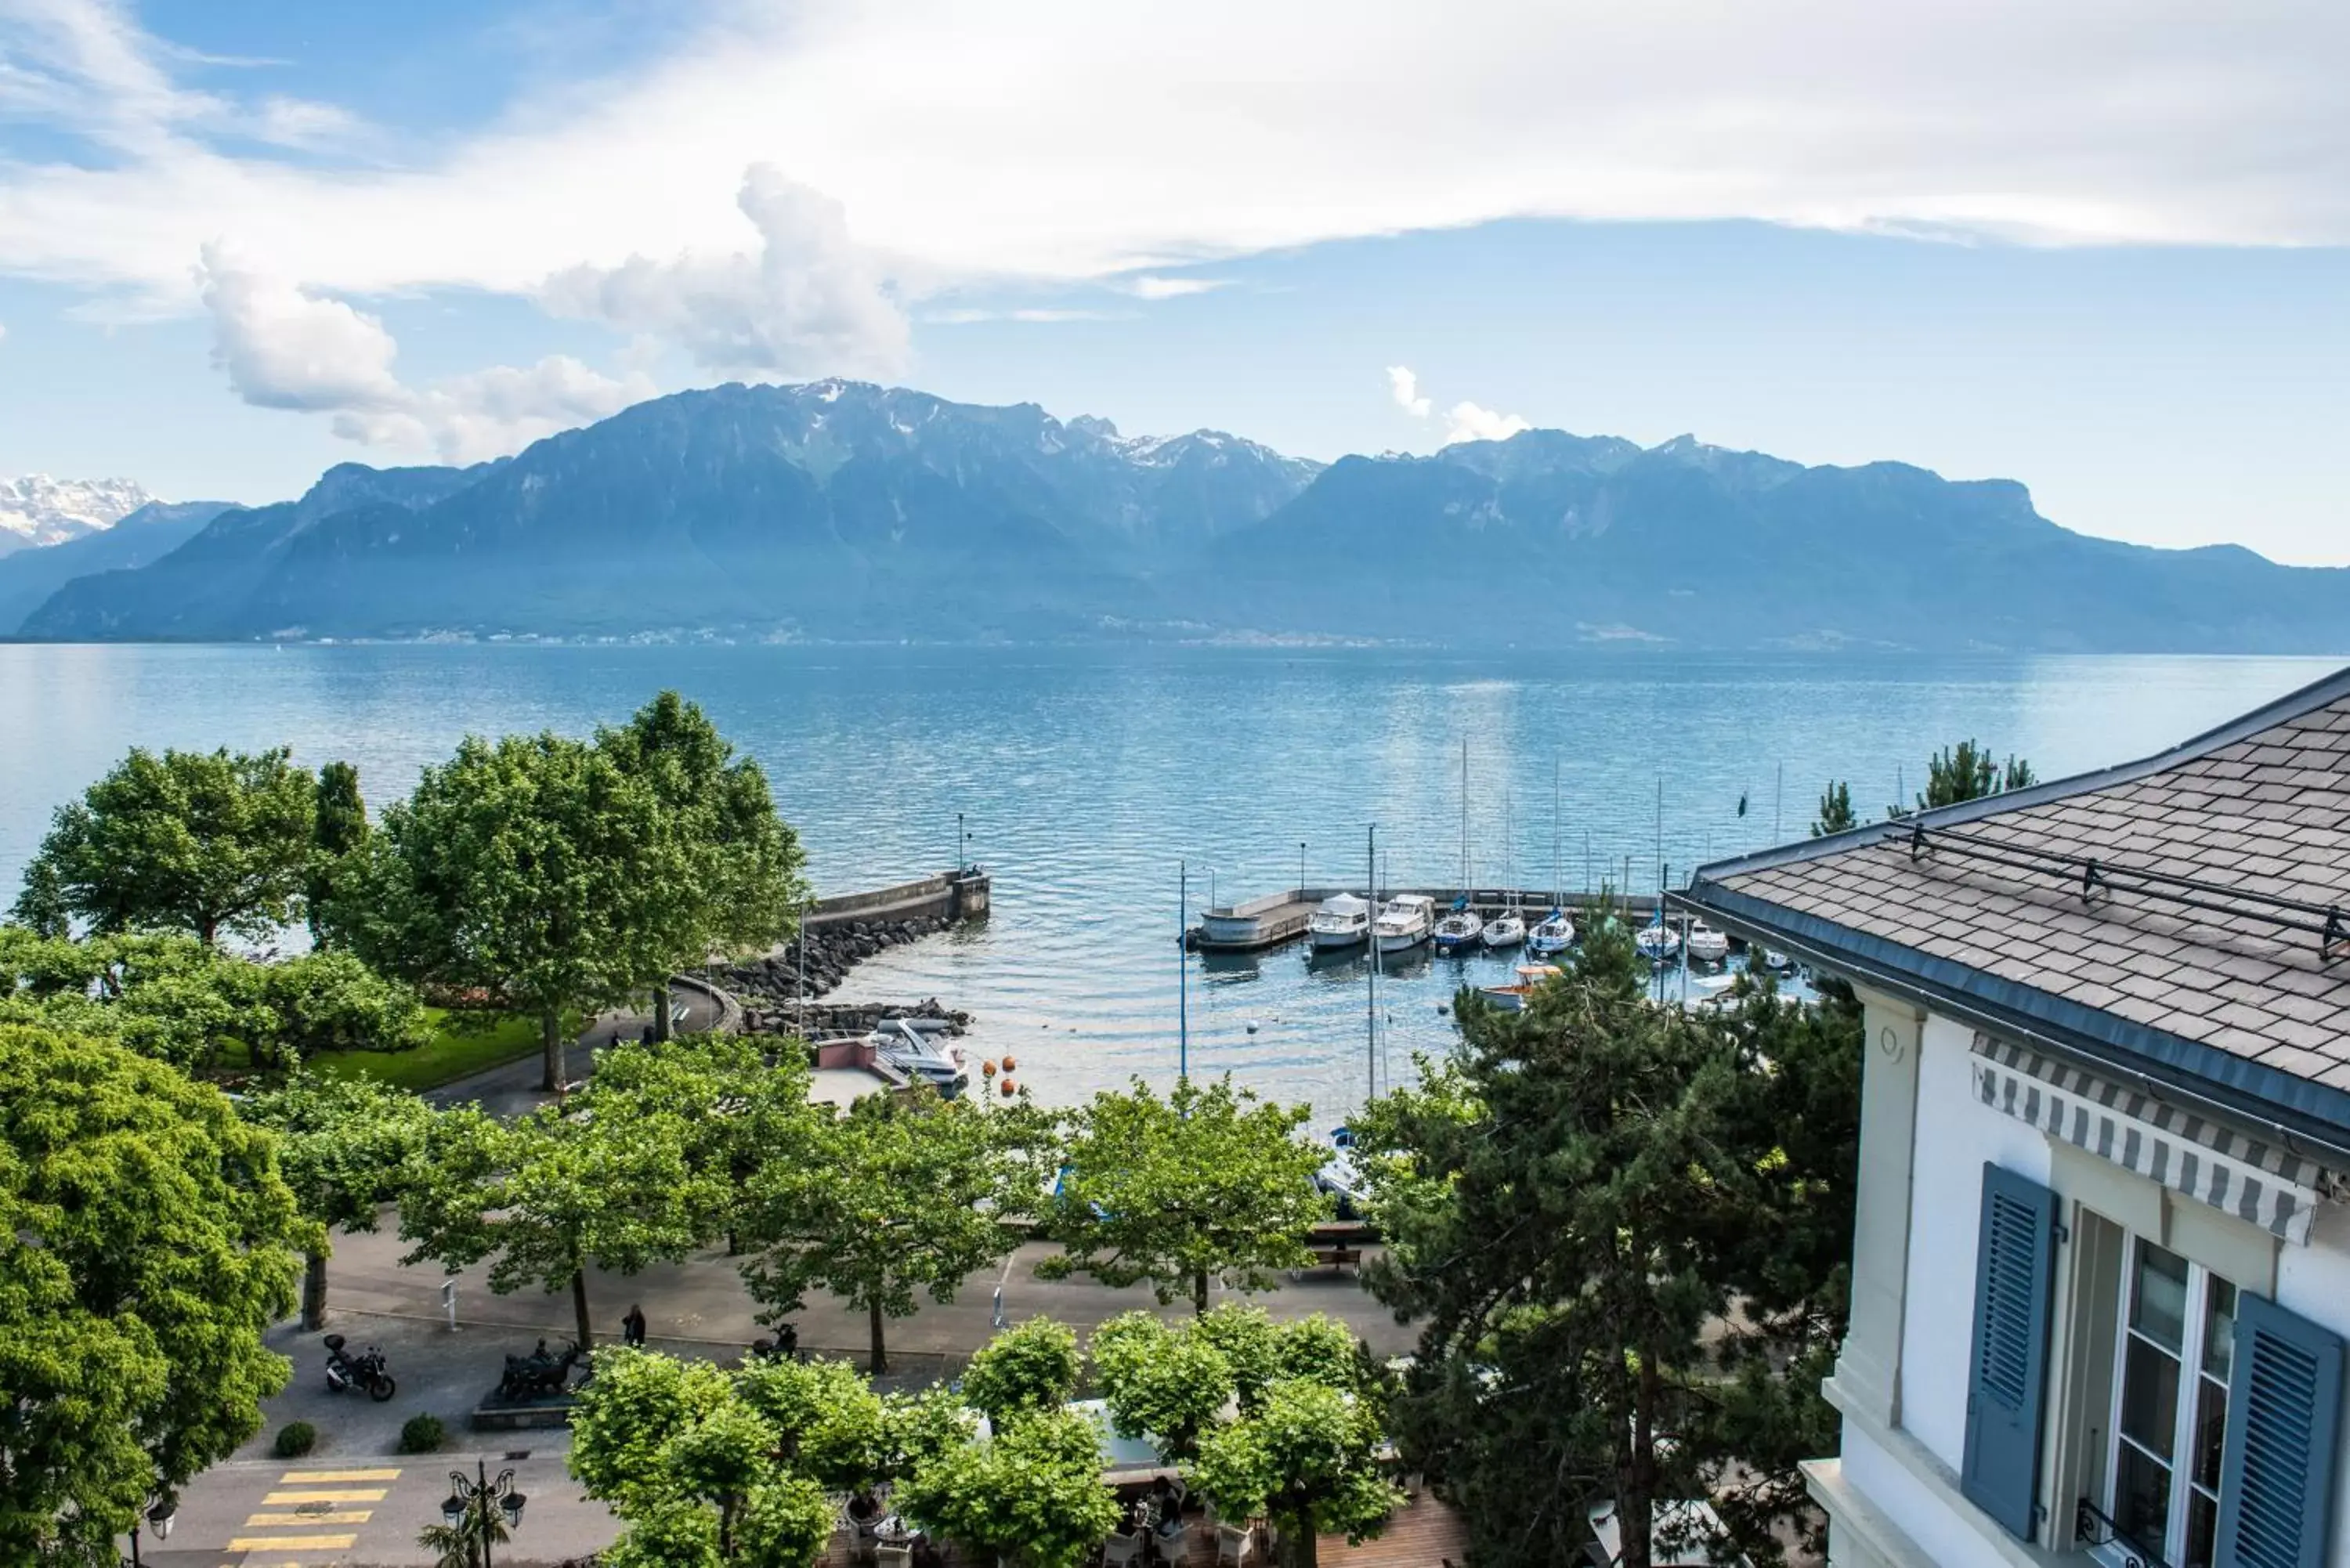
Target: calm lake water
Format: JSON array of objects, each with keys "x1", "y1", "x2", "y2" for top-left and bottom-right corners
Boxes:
[{"x1": 0, "y1": 644, "x2": 2334, "y2": 1124}]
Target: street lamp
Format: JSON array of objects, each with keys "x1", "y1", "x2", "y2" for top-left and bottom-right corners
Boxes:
[
  {"x1": 441, "y1": 1461, "x2": 526, "y2": 1567},
  {"x1": 126, "y1": 1494, "x2": 175, "y2": 1567}
]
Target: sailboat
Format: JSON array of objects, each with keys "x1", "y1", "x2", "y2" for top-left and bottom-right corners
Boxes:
[
  {"x1": 1433, "y1": 739, "x2": 1483, "y2": 954},
  {"x1": 1526, "y1": 761, "x2": 1574, "y2": 955},
  {"x1": 1635, "y1": 906, "x2": 1680, "y2": 963},
  {"x1": 1482, "y1": 788, "x2": 1525, "y2": 949}
]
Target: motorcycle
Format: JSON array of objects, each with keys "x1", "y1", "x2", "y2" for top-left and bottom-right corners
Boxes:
[
  {"x1": 747, "y1": 1323, "x2": 801, "y2": 1363},
  {"x1": 323, "y1": 1333, "x2": 397, "y2": 1402}
]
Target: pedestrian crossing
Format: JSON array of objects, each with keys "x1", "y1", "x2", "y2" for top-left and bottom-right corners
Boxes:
[{"x1": 224, "y1": 1465, "x2": 398, "y2": 1561}]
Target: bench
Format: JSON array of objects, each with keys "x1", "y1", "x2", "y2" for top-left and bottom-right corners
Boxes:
[{"x1": 1305, "y1": 1245, "x2": 1361, "y2": 1275}]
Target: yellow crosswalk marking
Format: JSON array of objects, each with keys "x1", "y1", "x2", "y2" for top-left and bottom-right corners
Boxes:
[
  {"x1": 263, "y1": 1487, "x2": 386, "y2": 1504},
  {"x1": 246, "y1": 1508, "x2": 373, "y2": 1524},
  {"x1": 280, "y1": 1468, "x2": 402, "y2": 1481},
  {"x1": 228, "y1": 1534, "x2": 355, "y2": 1549}
]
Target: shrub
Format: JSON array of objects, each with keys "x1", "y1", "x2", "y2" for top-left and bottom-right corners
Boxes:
[
  {"x1": 398, "y1": 1413, "x2": 446, "y2": 1454},
  {"x1": 273, "y1": 1421, "x2": 317, "y2": 1458}
]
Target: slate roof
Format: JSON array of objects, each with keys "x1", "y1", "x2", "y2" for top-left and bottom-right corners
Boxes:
[{"x1": 1679, "y1": 664, "x2": 2350, "y2": 1147}]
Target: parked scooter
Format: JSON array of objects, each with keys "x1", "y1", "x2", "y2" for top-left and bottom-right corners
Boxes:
[{"x1": 323, "y1": 1333, "x2": 397, "y2": 1401}]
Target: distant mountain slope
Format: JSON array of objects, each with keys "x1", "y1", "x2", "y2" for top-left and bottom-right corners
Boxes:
[
  {"x1": 21, "y1": 383, "x2": 2350, "y2": 652},
  {"x1": 0, "y1": 500, "x2": 233, "y2": 633},
  {"x1": 0, "y1": 475, "x2": 155, "y2": 555}
]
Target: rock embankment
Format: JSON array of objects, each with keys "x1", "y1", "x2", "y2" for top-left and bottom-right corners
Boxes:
[
  {"x1": 718, "y1": 915, "x2": 947, "y2": 1003},
  {"x1": 739, "y1": 997, "x2": 973, "y2": 1039}
]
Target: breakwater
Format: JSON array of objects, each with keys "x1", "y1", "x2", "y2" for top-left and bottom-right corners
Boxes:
[{"x1": 711, "y1": 867, "x2": 990, "y2": 1024}]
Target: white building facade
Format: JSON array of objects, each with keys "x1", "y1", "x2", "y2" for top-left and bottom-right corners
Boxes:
[{"x1": 1685, "y1": 671, "x2": 2350, "y2": 1568}]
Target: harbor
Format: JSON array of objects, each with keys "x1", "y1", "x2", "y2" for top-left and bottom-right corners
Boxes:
[{"x1": 1187, "y1": 884, "x2": 1672, "y2": 952}]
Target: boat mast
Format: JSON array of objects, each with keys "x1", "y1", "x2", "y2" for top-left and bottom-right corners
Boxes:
[
  {"x1": 1552, "y1": 759, "x2": 1562, "y2": 909},
  {"x1": 1366, "y1": 823, "x2": 1379, "y2": 1105},
  {"x1": 1178, "y1": 862, "x2": 1188, "y2": 1082},
  {"x1": 1459, "y1": 739, "x2": 1470, "y2": 895}
]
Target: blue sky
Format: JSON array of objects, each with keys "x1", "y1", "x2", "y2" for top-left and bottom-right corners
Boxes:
[{"x1": 1, "y1": 0, "x2": 2345, "y2": 563}]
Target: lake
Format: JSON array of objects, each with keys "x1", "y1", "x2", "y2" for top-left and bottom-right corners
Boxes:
[{"x1": 0, "y1": 643, "x2": 2333, "y2": 1125}]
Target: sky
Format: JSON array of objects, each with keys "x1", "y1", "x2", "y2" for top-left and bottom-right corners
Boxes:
[{"x1": 0, "y1": 1, "x2": 2346, "y2": 562}]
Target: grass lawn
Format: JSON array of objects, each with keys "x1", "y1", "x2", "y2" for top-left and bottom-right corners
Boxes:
[{"x1": 312, "y1": 1007, "x2": 583, "y2": 1093}]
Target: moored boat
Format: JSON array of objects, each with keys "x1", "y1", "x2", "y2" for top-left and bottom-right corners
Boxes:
[
  {"x1": 1478, "y1": 963, "x2": 1562, "y2": 1011},
  {"x1": 1307, "y1": 892, "x2": 1372, "y2": 950},
  {"x1": 1635, "y1": 913, "x2": 1680, "y2": 963},
  {"x1": 1433, "y1": 898, "x2": 1484, "y2": 955},
  {"x1": 1685, "y1": 919, "x2": 1730, "y2": 966},
  {"x1": 1482, "y1": 911, "x2": 1526, "y2": 949},
  {"x1": 1372, "y1": 894, "x2": 1437, "y2": 953},
  {"x1": 1528, "y1": 909, "x2": 1575, "y2": 956}
]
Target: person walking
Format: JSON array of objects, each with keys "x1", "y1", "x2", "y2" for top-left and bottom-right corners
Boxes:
[{"x1": 620, "y1": 1304, "x2": 646, "y2": 1348}]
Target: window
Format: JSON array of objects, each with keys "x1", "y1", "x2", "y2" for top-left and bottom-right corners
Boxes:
[{"x1": 2099, "y1": 1238, "x2": 2236, "y2": 1568}]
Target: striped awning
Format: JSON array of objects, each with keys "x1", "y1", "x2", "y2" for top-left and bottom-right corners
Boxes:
[{"x1": 1969, "y1": 1033, "x2": 2344, "y2": 1245}]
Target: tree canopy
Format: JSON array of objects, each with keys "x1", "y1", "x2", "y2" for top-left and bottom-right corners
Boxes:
[
  {"x1": 1921, "y1": 739, "x2": 2037, "y2": 808},
  {"x1": 1354, "y1": 912, "x2": 1861, "y2": 1560},
  {"x1": 740, "y1": 1085, "x2": 1043, "y2": 1372},
  {"x1": 1039, "y1": 1075, "x2": 1329, "y2": 1313},
  {"x1": 0, "y1": 927, "x2": 428, "y2": 1075},
  {"x1": 896, "y1": 1402, "x2": 1123, "y2": 1568},
  {"x1": 1190, "y1": 1377, "x2": 1401, "y2": 1568},
  {"x1": 336, "y1": 694, "x2": 806, "y2": 1091},
  {"x1": 960, "y1": 1315, "x2": 1081, "y2": 1428},
  {"x1": 1810, "y1": 780, "x2": 1856, "y2": 837},
  {"x1": 306, "y1": 761, "x2": 368, "y2": 948},
  {"x1": 0, "y1": 1023, "x2": 308, "y2": 1560},
  {"x1": 240, "y1": 1071, "x2": 438, "y2": 1328},
  {"x1": 12, "y1": 745, "x2": 318, "y2": 945},
  {"x1": 398, "y1": 1035, "x2": 789, "y2": 1346}
]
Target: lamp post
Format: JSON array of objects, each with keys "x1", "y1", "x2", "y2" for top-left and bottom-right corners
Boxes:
[
  {"x1": 126, "y1": 1494, "x2": 175, "y2": 1567},
  {"x1": 441, "y1": 1461, "x2": 526, "y2": 1568},
  {"x1": 1298, "y1": 840, "x2": 1307, "y2": 900}
]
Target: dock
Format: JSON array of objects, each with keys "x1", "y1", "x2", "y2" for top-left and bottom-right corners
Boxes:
[{"x1": 1188, "y1": 885, "x2": 1670, "y2": 952}]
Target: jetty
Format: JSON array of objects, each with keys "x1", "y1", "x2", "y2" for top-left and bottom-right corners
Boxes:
[{"x1": 1188, "y1": 885, "x2": 1668, "y2": 952}]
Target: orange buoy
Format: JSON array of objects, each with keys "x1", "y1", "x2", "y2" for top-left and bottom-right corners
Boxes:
[
  {"x1": 1000, "y1": 1078, "x2": 1018, "y2": 1097},
  {"x1": 1001, "y1": 1054, "x2": 1018, "y2": 1071},
  {"x1": 981, "y1": 1058, "x2": 998, "y2": 1077}
]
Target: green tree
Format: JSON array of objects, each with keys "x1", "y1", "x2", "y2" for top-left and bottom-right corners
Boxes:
[
  {"x1": 1350, "y1": 916, "x2": 1766, "y2": 1568},
  {"x1": 897, "y1": 1403, "x2": 1123, "y2": 1568},
  {"x1": 0, "y1": 1023, "x2": 308, "y2": 1559},
  {"x1": 741, "y1": 1086, "x2": 1043, "y2": 1373},
  {"x1": 1039, "y1": 1075, "x2": 1329, "y2": 1313},
  {"x1": 1920, "y1": 739, "x2": 2036, "y2": 809},
  {"x1": 12, "y1": 746, "x2": 316, "y2": 945},
  {"x1": 1810, "y1": 780, "x2": 1856, "y2": 837},
  {"x1": 1090, "y1": 1312, "x2": 1237, "y2": 1461},
  {"x1": 569, "y1": 1348, "x2": 834, "y2": 1568},
  {"x1": 240, "y1": 1072, "x2": 437, "y2": 1330},
  {"x1": 306, "y1": 761, "x2": 368, "y2": 948},
  {"x1": 398, "y1": 1037, "x2": 754, "y2": 1347},
  {"x1": 599, "y1": 692, "x2": 809, "y2": 1040},
  {"x1": 0, "y1": 928, "x2": 428, "y2": 1075},
  {"x1": 961, "y1": 1316, "x2": 1081, "y2": 1428},
  {"x1": 734, "y1": 1355, "x2": 893, "y2": 1492},
  {"x1": 337, "y1": 729, "x2": 675, "y2": 1092},
  {"x1": 1189, "y1": 1378, "x2": 1403, "y2": 1568}
]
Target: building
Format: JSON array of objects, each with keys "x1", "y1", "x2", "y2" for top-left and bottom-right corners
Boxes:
[{"x1": 1679, "y1": 669, "x2": 2350, "y2": 1568}]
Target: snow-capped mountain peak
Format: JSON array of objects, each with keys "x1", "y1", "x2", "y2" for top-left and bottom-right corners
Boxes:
[{"x1": 0, "y1": 475, "x2": 156, "y2": 551}]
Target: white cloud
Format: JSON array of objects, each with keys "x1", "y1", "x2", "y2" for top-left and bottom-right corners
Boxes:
[
  {"x1": 1386, "y1": 364, "x2": 1530, "y2": 447},
  {"x1": 1119, "y1": 276, "x2": 1232, "y2": 301},
  {"x1": 1386, "y1": 365, "x2": 1431, "y2": 419},
  {"x1": 198, "y1": 248, "x2": 651, "y2": 464},
  {"x1": 540, "y1": 164, "x2": 909, "y2": 378},
  {"x1": 924, "y1": 306, "x2": 1122, "y2": 325},
  {"x1": 2, "y1": 0, "x2": 2346, "y2": 323}
]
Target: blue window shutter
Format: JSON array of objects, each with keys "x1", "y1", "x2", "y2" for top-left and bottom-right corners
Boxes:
[
  {"x1": 2214, "y1": 1291, "x2": 2345, "y2": 1568},
  {"x1": 1960, "y1": 1161, "x2": 2057, "y2": 1541}
]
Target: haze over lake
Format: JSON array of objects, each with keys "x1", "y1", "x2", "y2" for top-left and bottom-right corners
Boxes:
[{"x1": 2, "y1": 644, "x2": 2330, "y2": 1124}]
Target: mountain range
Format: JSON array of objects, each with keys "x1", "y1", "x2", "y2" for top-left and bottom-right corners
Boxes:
[
  {"x1": 15, "y1": 381, "x2": 2350, "y2": 652},
  {"x1": 0, "y1": 475, "x2": 156, "y2": 554}
]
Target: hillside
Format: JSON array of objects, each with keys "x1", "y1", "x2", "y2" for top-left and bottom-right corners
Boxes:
[
  {"x1": 0, "y1": 500, "x2": 233, "y2": 633},
  {"x1": 19, "y1": 382, "x2": 2350, "y2": 652}
]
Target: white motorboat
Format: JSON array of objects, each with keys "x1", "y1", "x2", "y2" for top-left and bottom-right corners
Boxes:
[
  {"x1": 1372, "y1": 894, "x2": 1437, "y2": 953},
  {"x1": 1308, "y1": 892, "x2": 1372, "y2": 950},
  {"x1": 1478, "y1": 964, "x2": 1561, "y2": 1011},
  {"x1": 870, "y1": 1018, "x2": 969, "y2": 1098},
  {"x1": 1482, "y1": 912, "x2": 1526, "y2": 949},
  {"x1": 1685, "y1": 920, "x2": 1730, "y2": 966},
  {"x1": 1635, "y1": 916, "x2": 1680, "y2": 963},
  {"x1": 1762, "y1": 948, "x2": 1792, "y2": 973},
  {"x1": 1528, "y1": 909, "x2": 1575, "y2": 956},
  {"x1": 1433, "y1": 901, "x2": 1484, "y2": 955}
]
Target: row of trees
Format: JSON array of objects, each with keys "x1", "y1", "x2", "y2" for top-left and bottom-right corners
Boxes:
[
  {"x1": 9, "y1": 692, "x2": 811, "y2": 1091},
  {"x1": 569, "y1": 1305, "x2": 1399, "y2": 1568}
]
